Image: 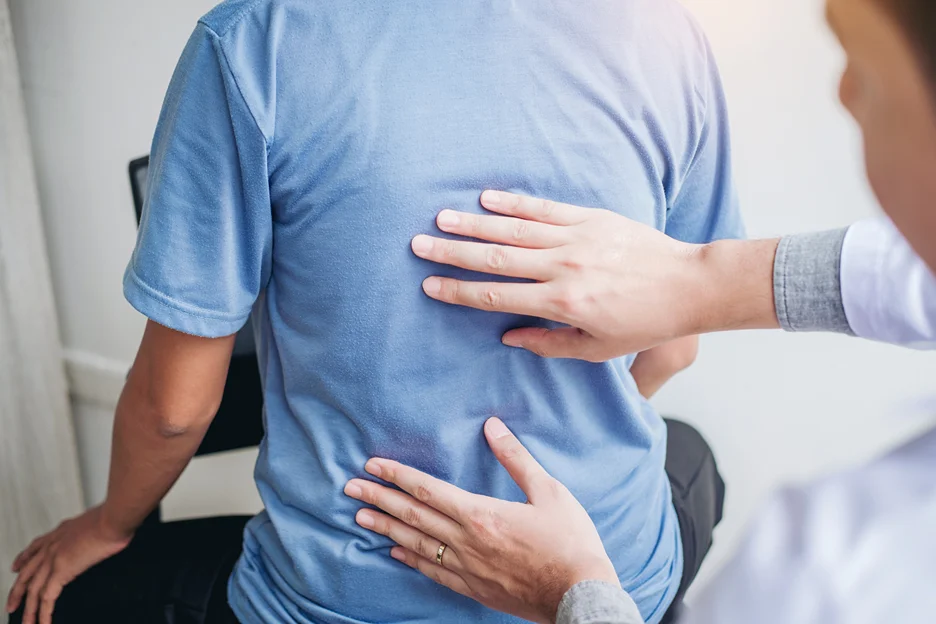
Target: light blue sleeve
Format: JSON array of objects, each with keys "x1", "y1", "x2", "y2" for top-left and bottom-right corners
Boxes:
[
  {"x1": 123, "y1": 22, "x2": 272, "y2": 338},
  {"x1": 664, "y1": 37, "x2": 744, "y2": 245}
]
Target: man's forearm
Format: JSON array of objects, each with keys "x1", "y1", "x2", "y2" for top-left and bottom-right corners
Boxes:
[
  {"x1": 97, "y1": 322, "x2": 234, "y2": 538},
  {"x1": 98, "y1": 383, "x2": 212, "y2": 538}
]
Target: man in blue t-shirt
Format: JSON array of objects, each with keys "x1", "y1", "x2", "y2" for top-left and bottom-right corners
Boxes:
[{"x1": 6, "y1": 2, "x2": 742, "y2": 624}]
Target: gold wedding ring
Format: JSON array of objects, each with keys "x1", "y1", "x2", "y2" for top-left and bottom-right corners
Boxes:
[{"x1": 436, "y1": 543, "x2": 448, "y2": 567}]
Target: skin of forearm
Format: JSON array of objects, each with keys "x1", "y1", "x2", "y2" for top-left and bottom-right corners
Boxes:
[
  {"x1": 98, "y1": 382, "x2": 215, "y2": 539},
  {"x1": 688, "y1": 238, "x2": 782, "y2": 335},
  {"x1": 97, "y1": 321, "x2": 234, "y2": 539}
]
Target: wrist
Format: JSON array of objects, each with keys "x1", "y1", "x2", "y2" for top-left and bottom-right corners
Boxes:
[
  {"x1": 95, "y1": 503, "x2": 136, "y2": 543},
  {"x1": 687, "y1": 238, "x2": 781, "y2": 334}
]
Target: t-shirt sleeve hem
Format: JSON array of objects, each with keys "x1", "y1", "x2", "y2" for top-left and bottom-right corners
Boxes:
[{"x1": 123, "y1": 266, "x2": 249, "y2": 338}]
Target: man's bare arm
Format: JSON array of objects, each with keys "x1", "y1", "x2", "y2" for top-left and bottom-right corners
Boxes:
[
  {"x1": 100, "y1": 320, "x2": 237, "y2": 536},
  {"x1": 7, "y1": 321, "x2": 235, "y2": 624}
]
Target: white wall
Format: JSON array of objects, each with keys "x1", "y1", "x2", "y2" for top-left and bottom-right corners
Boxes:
[{"x1": 8, "y1": 0, "x2": 936, "y2": 591}]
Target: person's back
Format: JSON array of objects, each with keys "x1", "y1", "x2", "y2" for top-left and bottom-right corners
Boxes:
[{"x1": 125, "y1": 1, "x2": 742, "y2": 622}]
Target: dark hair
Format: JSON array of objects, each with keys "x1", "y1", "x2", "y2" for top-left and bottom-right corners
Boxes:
[{"x1": 883, "y1": 0, "x2": 936, "y2": 86}]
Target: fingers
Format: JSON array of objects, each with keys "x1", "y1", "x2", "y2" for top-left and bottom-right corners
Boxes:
[
  {"x1": 12, "y1": 538, "x2": 45, "y2": 573},
  {"x1": 22, "y1": 560, "x2": 51, "y2": 624},
  {"x1": 6, "y1": 547, "x2": 45, "y2": 614},
  {"x1": 434, "y1": 210, "x2": 568, "y2": 249},
  {"x1": 38, "y1": 577, "x2": 64, "y2": 624},
  {"x1": 502, "y1": 327, "x2": 607, "y2": 363},
  {"x1": 482, "y1": 418, "x2": 554, "y2": 504},
  {"x1": 353, "y1": 508, "x2": 464, "y2": 572},
  {"x1": 421, "y1": 278, "x2": 561, "y2": 321},
  {"x1": 344, "y1": 479, "x2": 460, "y2": 544},
  {"x1": 389, "y1": 547, "x2": 473, "y2": 598},
  {"x1": 411, "y1": 236, "x2": 555, "y2": 281},
  {"x1": 361, "y1": 459, "x2": 476, "y2": 524},
  {"x1": 480, "y1": 190, "x2": 590, "y2": 226}
]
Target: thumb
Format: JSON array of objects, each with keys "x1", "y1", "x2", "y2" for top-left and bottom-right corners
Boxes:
[
  {"x1": 484, "y1": 418, "x2": 553, "y2": 504},
  {"x1": 502, "y1": 327, "x2": 602, "y2": 362}
]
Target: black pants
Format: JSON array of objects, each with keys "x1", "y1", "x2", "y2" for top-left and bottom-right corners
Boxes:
[
  {"x1": 10, "y1": 420, "x2": 723, "y2": 624},
  {"x1": 659, "y1": 419, "x2": 726, "y2": 624},
  {"x1": 8, "y1": 516, "x2": 245, "y2": 624}
]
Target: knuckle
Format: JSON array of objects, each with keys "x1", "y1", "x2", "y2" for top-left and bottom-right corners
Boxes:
[
  {"x1": 511, "y1": 219, "x2": 530, "y2": 242},
  {"x1": 467, "y1": 215, "x2": 482, "y2": 236},
  {"x1": 380, "y1": 461, "x2": 397, "y2": 482},
  {"x1": 559, "y1": 254, "x2": 585, "y2": 272},
  {"x1": 485, "y1": 246, "x2": 509, "y2": 271},
  {"x1": 466, "y1": 509, "x2": 493, "y2": 538},
  {"x1": 414, "y1": 537, "x2": 432, "y2": 558},
  {"x1": 479, "y1": 288, "x2": 502, "y2": 310},
  {"x1": 401, "y1": 505, "x2": 423, "y2": 527},
  {"x1": 362, "y1": 487, "x2": 380, "y2": 506},
  {"x1": 541, "y1": 199, "x2": 556, "y2": 218},
  {"x1": 373, "y1": 516, "x2": 392, "y2": 536},
  {"x1": 555, "y1": 288, "x2": 590, "y2": 320},
  {"x1": 441, "y1": 279, "x2": 460, "y2": 303},
  {"x1": 499, "y1": 439, "x2": 524, "y2": 461},
  {"x1": 440, "y1": 240, "x2": 458, "y2": 259},
  {"x1": 414, "y1": 483, "x2": 433, "y2": 504},
  {"x1": 526, "y1": 341, "x2": 551, "y2": 358},
  {"x1": 540, "y1": 476, "x2": 566, "y2": 498}
]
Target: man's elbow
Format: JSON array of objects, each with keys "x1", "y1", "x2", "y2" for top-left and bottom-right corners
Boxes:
[
  {"x1": 123, "y1": 392, "x2": 220, "y2": 439},
  {"x1": 150, "y1": 404, "x2": 219, "y2": 438},
  {"x1": 666, "y1": 335, "x2": 700, "y2": 374}
]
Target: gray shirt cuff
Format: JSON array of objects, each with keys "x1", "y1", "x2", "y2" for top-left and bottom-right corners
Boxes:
[
  {"x1": 556, "y1": 581, "x2": 645, "y2": 624},
  {"x1": 773, "y1": 228, "x2": 855, "y2": 335}
]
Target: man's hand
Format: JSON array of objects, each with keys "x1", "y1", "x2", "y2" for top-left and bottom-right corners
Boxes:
[
  {"x1": 6, "y1": 507, "x2": 132, "y2": 624},
  {"x1": 5, "y1": 321, "x2": 236, "y2": 623}
]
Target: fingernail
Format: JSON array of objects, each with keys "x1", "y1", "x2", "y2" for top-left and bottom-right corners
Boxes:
[
  {"x1": 365, "y1": 459, "x2": 383, "y2": 478},
  {"x1": 502, "y1": 334, "x2": 522, "y2": 348},
  {"x1": 422, "y1": 277, "x2": 442, "y2": 297},
  {"x1": 411, "y1": 235, "x2": 434, "y2": 256},
  {"x1": 344, "y1": 481, "x2": 363, "y2": 499},
  {"x1": 437, "y1": 210, "x2": 460, "y2": 228},
  {"x1": 357, "y1": 510, "x2": 376, "y2": 529},
  {"x1": 486, "y1": 417, "x2": 512, "y2": 439},
  {"x1": 481, "y1": 190, "x2": 501, "y2": 206},
  {"x1": 390, "y1": 547, "x2": 406, "y2": 562}
]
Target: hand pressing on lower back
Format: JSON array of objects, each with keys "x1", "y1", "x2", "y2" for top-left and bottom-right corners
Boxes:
[{"x1": 344, "y1": 417, "x2": 619, "y2": 624}]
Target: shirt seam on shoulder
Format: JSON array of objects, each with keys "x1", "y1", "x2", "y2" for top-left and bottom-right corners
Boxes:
[
  {"x1": 199, "y1": 7, "x2": 274, "y2": 151},
  {"x1": 126, "y1": 266, "x2": 253, "y2": 323},
  {"x1": 198, "y1": 0, "x2": 267, "y2": 38}
]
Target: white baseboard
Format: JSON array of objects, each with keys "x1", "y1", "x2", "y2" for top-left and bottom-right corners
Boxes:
[{"x1": 63, "y1": 349, "x2": 129, "y2": 408}]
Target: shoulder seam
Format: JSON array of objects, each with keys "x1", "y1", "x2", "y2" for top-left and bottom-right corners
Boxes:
[
  {"x1": 199, "y1": 21, "x2": 273, "y2": 151},
  {"x1": 198, "y1": 0, "x2": 267, "y2": 38}
]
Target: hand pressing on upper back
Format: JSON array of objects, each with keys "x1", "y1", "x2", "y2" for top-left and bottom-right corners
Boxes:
[{"x1": 411, "y1": 190, "x2": 711, "y2": 362}]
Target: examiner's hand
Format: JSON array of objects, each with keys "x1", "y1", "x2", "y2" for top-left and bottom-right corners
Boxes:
[
  {"x1": 6, "y1": 506, "x2": 132, "y2": 624},
  {"x1": 344, "y1": 418, "x2": 619, "y2": 624},
  {"x1": 412, "y1": 190, "x2": 707, "y2": 361}
]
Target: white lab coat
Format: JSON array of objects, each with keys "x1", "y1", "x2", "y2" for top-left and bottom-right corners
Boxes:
[{"x1": 685, "y1": 218, "x2": 936, "y2": 624}]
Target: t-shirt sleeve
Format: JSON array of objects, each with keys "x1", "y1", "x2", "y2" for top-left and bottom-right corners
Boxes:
[
  {"x1": 664, "y1": 35, "x2": 745, "y2": 244},
  {"x1": 123, "y1": 22, "x2": 272, "y2": 338}
]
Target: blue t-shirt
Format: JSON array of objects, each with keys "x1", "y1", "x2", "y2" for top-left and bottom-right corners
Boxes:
[{"x1": 125, "y1": 2, "x2": 742, "y2": 623}]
